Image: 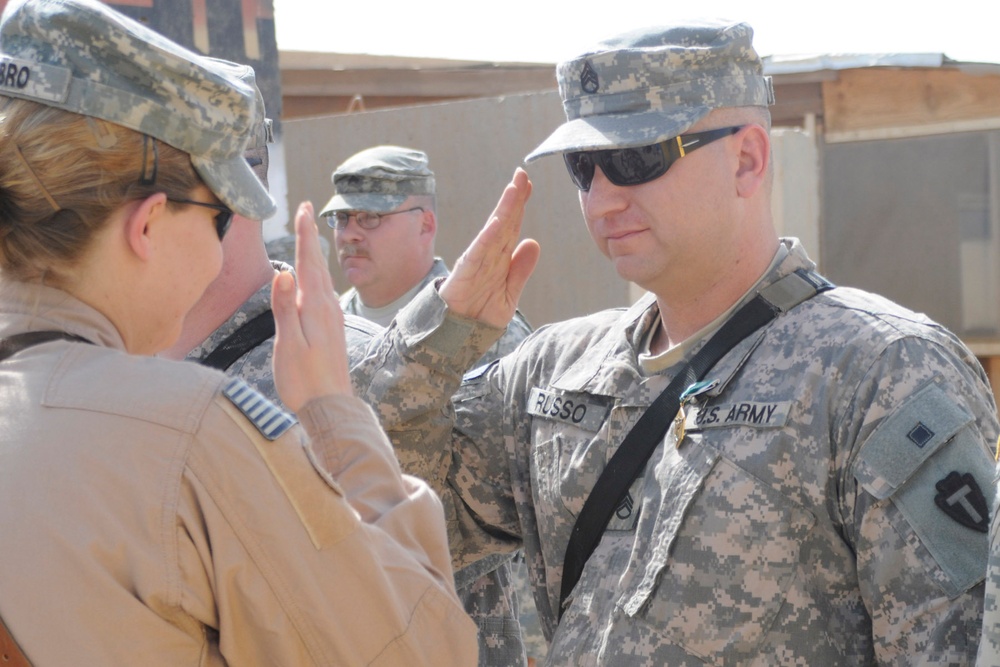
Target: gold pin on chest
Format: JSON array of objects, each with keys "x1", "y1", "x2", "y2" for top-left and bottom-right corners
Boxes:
[
  {"x1": 673, "y1": 378, "x2": 720, "y2": 448},
  {"x1": 672, "y1": 406, "x2": 686, "y2": 446}
]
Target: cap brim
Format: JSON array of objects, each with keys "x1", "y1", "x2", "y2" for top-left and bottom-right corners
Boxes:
[
  {"x1": 192, "y1": 153, "x2": 276, "y2": 221},
  {"x1": 318, "y1": 192, "x2": 407, "y2": 217},
  {"x1": 524, "y1": 106, "x2": 711, "y2": 162}
]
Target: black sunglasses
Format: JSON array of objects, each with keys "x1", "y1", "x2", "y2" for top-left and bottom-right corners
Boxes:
[
  {"x1": 167, "y1": 198, "x2": 234, "y2": 241},
  {"x1": 563, "y1": 125, "x2": 743, "y2": 191}
]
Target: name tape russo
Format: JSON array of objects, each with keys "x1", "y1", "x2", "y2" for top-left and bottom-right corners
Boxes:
[{"x1": 527, "y1": 387, "x2": 608, "y2": 431}]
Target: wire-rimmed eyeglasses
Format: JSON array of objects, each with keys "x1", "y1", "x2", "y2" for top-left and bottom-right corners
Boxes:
[{"x1": 325, "y1": 206, "x2": 424, "y2": 231}]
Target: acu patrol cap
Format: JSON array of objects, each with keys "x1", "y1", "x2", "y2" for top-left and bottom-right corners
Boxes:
[
  {"x1": 320, "y1": 145, "x2": 435, "y2": 218},
  {"x1": 0, "y1": 0, "x2": 276, "y2": 220},
  {"x1": 525, "y1": 20, "x2": 775, "y2": 161},
  {"x1": 216, "y1": 57, "x2": 274, "y2": 190}
]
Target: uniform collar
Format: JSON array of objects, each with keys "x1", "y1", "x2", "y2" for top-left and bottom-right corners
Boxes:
[
  {"x1": 343, "y1": 258, "x2": 448, "y2": 328},
  {"x1": 0, "y1": 279, "x2": 126, "y2": 350},
  {"x1": 547, "y1": 291, "x2": 659, "y2": 401},
  {"x1": 545, "y1": 238, "x2": 816, "y2": 401}
]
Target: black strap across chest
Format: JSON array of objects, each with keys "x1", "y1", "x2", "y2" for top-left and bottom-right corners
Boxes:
[
  {"x1": 199, "y1": 309, "x2": 275, "y2": 371},
  {"x1": 0, "y1": 330, "x2": 91, "y2": 363},
  {"x1": 558, "y1": 269, "x2": 834, "y2": 618}
]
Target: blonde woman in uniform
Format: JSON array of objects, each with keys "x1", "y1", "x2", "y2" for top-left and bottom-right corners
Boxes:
[{"x1": 0, "y1": 0, "x2": 478, "y2": 664}]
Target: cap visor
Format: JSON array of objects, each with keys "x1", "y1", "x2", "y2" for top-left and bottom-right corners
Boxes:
[
  {"x1": 192, "y1": 153, "x2": 276, "y2": 221},
  {"x1": 317, "y1": 192, "x2": 406, "y2": 217},
  {"x1": 524, "y1": 107, "x2": 710, "y2": 162}
]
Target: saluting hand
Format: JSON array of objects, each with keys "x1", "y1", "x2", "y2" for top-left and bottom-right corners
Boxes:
[
  {"x1": 439, "y1": 168, "x2": 540, "y2": 328},
  {"x1": 271, "y1": 201, "x2": 352, "y2": 413}
]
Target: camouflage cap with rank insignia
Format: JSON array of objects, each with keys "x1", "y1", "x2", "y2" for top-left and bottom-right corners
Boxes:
[
  {"x1": 0, "y1": 0, "x2": 275, "y2": 220},
  {"x1": 525, "y1": 20, "x2": 775, "y2": 161},
  {"x1": 319, "y1": 145, "x2": 435, "y2": 217}
]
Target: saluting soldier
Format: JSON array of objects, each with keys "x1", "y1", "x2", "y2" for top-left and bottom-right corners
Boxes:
[
  {"x1": 345, "y1": 21, "x2": 999, "y2": 665},
  {"x1": 0, "y1": 0, "x2": 477, "y2": 664}
]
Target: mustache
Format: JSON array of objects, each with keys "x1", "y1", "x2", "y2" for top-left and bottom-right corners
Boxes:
[{"x1": 337, "y1": 244, "x2": 369, "y2": 260}]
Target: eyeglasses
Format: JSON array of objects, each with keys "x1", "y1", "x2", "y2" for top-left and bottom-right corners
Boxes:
[
  {"x1": 167, "y1": 198, "x2": 234, "y2": 241},
  {"x1": 563, "y1": 125, "x2": 743, "y2": 191},
  {"x1": 326, "y1": 206, "x2": 424, "y2": 231}
]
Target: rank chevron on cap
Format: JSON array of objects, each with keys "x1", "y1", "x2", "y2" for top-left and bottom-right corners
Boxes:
[{"x1": 223, "y1": 377, "x2": 297, "y2": 440}]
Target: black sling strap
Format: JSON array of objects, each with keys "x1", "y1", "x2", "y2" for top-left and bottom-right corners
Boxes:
[
  {"x1": 0, "y1": 331, "x2": 90, "y2": 363},
  {"x1": 199, "y1": 309, "x2": 275, "y2": 371},
  {"x1": 558, "y1": 269, "x2": 834, "y2": 617}
]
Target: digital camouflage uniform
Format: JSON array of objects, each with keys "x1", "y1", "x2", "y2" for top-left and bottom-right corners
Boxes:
[
  {"x1": 325, "y1": 144, "x2": 538, "y2": 666},
  {"x1": 186, "y1": 260, "x2": 288, "y2": 405},
  {"x1": 342, "y1": 257, "x2": 537, "y2": 667},
  {"x1": 353, "y1": 239, "x2": 999, "y2": 665},
  {"x1": 185, "y1": 261, "x2": 383, "y2": 410},
  {"x1": 981, "y1": 466, "x2": 1000, "y2": 665}
]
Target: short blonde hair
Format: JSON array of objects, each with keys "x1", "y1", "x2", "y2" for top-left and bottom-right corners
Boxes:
[{"x1": 0, "y1": 99, "x2": 203, "y2": 282}]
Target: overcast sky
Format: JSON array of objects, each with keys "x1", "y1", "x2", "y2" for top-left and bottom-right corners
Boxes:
[{"x1": 272, "y1": 0, "x2": 1000, "y2": 65}]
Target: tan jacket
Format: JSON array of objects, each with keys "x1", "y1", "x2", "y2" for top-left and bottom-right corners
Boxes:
[{"x1": 0, "y1": 281, "x2": 477, "y2": 666}]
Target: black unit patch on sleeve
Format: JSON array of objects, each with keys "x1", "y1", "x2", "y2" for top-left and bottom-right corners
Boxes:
[{"x1": 935, "y1": 471, "x2": 989, "y2": 533}]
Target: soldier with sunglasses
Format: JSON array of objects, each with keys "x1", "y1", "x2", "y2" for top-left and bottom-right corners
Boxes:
[{"x1": 344, "y1": 21, "x2": 999, "y2": 665}]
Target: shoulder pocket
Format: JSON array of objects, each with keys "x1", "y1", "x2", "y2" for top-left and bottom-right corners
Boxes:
[{"x1": 853, "y1": 381, "x2": 993, "y2": 596}]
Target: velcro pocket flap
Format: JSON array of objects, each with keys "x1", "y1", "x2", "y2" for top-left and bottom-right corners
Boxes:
[{"x1": 853, "y1": 381, "x2": 973, "y2": 500}]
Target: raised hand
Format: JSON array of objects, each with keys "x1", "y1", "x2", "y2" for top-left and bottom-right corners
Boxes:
[
  {"x1": 439, "y1": 168, "x2": 540, "y2": 328},
  {"x1": 271, "y1": 201, "x2": 352, "y2": 413}
]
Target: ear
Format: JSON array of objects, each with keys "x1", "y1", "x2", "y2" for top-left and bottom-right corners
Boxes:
[
  {"x1": 734, "y1": 124, "x2": 770, "y2": 199},
  {"x1": 420, "y1": 208, "x2": 437, "y2": 238},
  {"x1": 123, "y1": 192, "x2": 168, "y2": 261}
]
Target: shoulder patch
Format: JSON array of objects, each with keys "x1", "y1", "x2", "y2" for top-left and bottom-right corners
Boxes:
[
  {"x1": 223, "y1": 377, "x2": 296, "y2": 440},
  {"x1": 853, "y1": 381, "x2": 974, "y2": 499},
  {"x1": 853, "y1": 380, "x2": 994, "y2": 596},
  {"x1": 934, "y1": 471, "x2": 989, "y2": 533}
]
